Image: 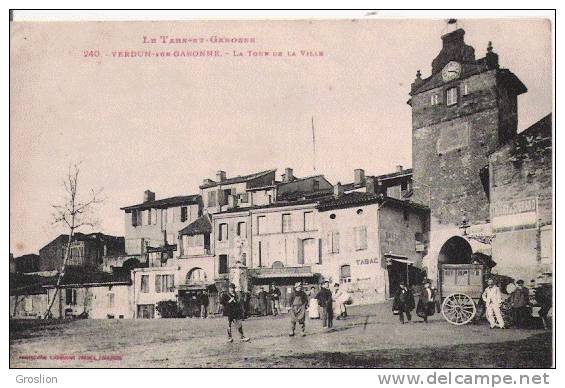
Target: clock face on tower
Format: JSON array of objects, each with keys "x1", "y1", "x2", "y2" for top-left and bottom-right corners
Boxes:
[{"x1": 441, "y1": 61, "x2": 462, "y2": 82}]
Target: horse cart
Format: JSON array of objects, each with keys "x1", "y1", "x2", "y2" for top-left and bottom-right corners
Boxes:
[{"x1": 439, "y1": 263, "x2": 487, "y2": 325}]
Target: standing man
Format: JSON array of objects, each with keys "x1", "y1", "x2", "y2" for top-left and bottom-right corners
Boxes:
[
  {"x1": 200, "y1": 290, "x2": 210, "y2": 319},
  {"x1": 393, "y1": 283, "x2": 415, "y2": 324},
  {"x1": 270, "y1": 283, "x2": 281, "y2": 316},
  {"x1": 334, "y1": 283, "x2": 347, "y2": 320},
  {"x1": 316, "y1": 280, "x2": 333, "y2": 328},
  {"x1": 220, "y1": 283, "x2": 250, "y2": 343},
  {"x1": 509, "y1": 280, "x2": 530, "y2": 328},
  {"x1": 417, "y1": 279, "x2": 436, "y2": 323},
  {"x1": 482, "y1": 278, "x2": 505, "y2": 329},
  {"x1": 289, "y1": 282, "x2": 309, "y2": 337},
  {"x1": 257, "y1": 287, "x2": 268, "y2": 316},
  {"x1": 535, "y1": 283, "x2": 552, "y2": 330}
]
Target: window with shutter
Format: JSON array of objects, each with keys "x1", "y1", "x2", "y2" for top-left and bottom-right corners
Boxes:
[
  {"x1": 155, "y1": 275, "x2": 162, "y2": 293},
  {"x1": 181, "y1": 206, "x2": 188, "y2": 222},
  {"x1": 297, "y1": 239, "x2": 304, "y2": 265},
  {"x1": 208, "y1": 191, "x2": 217, "y2": 207},
  {"x1": 333, "y1": 231, "x2": 340, "y2": 253},
  {"x1": 282, "y1": 214, "x2": 292, "y2": 233},
  {"x1": 257, "y1": 216, "x2": 266, "y2": 235},
  {"x1": 141, "y1": 275, "x2": 149, "y2": 293},
  {"x1": 302, "y1": 238, "x2": 317, "y2": 264},
  {"x1": 237, "y1": 222, "x2": 247, "y2": 238},
  {"x1": 218, "y1": 223, "x2": 228, "y2": 241},
  {"x1": 107, "y1": 293, "x2": 115, "y2": 308},
  {"x1": 304, "y1": 211, "x2": 315, "y2": 231},
  {"x1": 446, "y1": 87, "x2": 458, "y2": 106},
  {"x1": 354, "y1": 226, "x2": 368, "y2": 250},
  {"x1": 219, "y1": 255, "x2": 228, "y2": 274}
]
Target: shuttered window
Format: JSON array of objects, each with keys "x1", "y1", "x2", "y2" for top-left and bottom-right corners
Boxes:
[
  {"x1": 327, "y1": 231, "x2": 340, "y2": 253},
  {"x1": 140, "y1": 275, "x2": 149, "y2": 293},
  {"x1": 354, "y1": 226, "x2": 368, "y2": 251}
]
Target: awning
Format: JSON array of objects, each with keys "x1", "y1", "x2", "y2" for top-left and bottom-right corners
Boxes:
[
  {"x1": 384, "y1": 252, "x2": 414, "y2": 265},
  {"x1": 391, "y1": 258, "x2": 414, "y2": 265},
  {"x1": 178, "y1": 283, "x2": 214, "y2": 291}
]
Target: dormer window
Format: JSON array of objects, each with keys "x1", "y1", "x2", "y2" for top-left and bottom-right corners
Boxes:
[
  {"x1": 462, "y1": 83, "x2": 469, "y2": 96},
  {"x1": 446, "y1": 87, "x2": 458, "y2": 106},
  {"x1": 430, "y1": 94, "x2": 439, "y2": 105}
]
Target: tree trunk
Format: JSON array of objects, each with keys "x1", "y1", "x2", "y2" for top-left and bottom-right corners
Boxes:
[{"x1": 44, "y1": 231, "x2": 74, "y2": 318}]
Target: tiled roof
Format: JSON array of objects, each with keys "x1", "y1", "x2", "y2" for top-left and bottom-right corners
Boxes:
[
  {"x1": 341, "y1": 169, "x2": 413, "y2": 191},
  {"x1": 179, "y1": 215, "x2": 212, "y2": 236},
  {"x1": 10, "y1": 273, "x2": 56, "y2": 295},
  {"x1": 317, "y1": 192, "x2": 382, "y2": 211},
  {"x1": 199, "y1": 169, "x2": 276, "y2": 189},
  {"x1": 121, "y1": 195, "x2": 201, "y2": 212},
  {"x1": 214, "y1": 197, "x2": 327, "y2": 215},
  {"x1": 43, "y1": 267, "x2": 131, "y2": 288},
  {"x1": 317, "y1": 192, "x2": 428, "y2": 212},
  {"x1": 375, "y1": 168, "x2": 413, "y2": 181}
]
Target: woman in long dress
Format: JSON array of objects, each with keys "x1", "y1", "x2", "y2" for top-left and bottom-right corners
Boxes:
[{"x1": 308, "y1": 286, "x2": 320, "y2": 319}]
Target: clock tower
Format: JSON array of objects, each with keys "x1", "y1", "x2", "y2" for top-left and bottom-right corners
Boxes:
[{"x1": 409, "y1": 28, "x2": 527, "y2": 229}]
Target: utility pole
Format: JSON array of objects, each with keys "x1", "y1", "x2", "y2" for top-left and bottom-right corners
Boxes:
[{"x1": 311, "y1": 116, "x2": 317, "y2": 173}]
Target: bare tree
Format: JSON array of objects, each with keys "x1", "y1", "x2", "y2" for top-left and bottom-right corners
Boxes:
[{"x1": 44, "y1": 162, "x2": 103, "y2": 318}]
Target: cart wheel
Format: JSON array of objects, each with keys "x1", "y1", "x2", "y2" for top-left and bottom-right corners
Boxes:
[{"x1": 441, "y1": 293, "x2": 476, "y2": 325}]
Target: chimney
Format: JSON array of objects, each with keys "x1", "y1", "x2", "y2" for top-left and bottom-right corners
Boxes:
[
  {"x1": 143, "y1": 190, "x2": 155, "y2": 203},
  {"x1": 354, "y1": 169, "x2": 365, "y2": 186},
  {"x1": 333, "y1": 182, "x2": 344, "y2": 198},
  {"x1": 396, "y1": 165, "x2": 404, "y2": 173},
  {"x1": 411, "y1": 70, "x2": 424, "y2": 94},
  {"x1": 216, "y1": 170, "x2": 227, "y2": 182},
  {"x1": 366, "y1": 176, "x2": 376, "y2": 194},
  {"x1": 283, "y1": 167, "x2": 294, "y2": 183},
  {"x1": 485, "y1": 41, "x2": 499, "y2": 69},
  {"x1": 228, "y1": 194, "x2": 238, "y2": 209}
]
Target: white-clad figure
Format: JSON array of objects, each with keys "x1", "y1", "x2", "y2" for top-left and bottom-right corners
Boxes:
[{"x1": 482, "y1": 278, "x2": 505, "y2": 329}]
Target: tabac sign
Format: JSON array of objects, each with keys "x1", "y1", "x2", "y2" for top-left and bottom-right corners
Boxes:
[{"x1": 491, "y1": 197, "x2": 538, "y2": 232}]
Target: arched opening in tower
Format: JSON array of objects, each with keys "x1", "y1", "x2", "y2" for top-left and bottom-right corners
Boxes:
[{"x1": 438, "y1": 236, "x2": 473, "y2": 264}]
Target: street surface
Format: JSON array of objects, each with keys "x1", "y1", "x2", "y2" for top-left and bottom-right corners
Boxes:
[{"x1": 10, "y1": 303, "x2": 552, "y2": 368}]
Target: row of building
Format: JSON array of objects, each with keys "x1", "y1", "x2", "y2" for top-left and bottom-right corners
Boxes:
[{"x1": 10, "y1": 26, "x2": 553, "y2": 320}]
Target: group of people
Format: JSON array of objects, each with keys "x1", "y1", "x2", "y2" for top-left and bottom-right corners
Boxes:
[
  {"x1": 217, "y1": 276, "x2": 552, "y2": 343},
  {"x1": 481, "y1": 278, "x2": 552, "y2": 330},
  {"x1": 256, "y1": 285, "x2": 282, "y2": 316},
  {"x1": 392, "y1": 279, "x2": 438, "y2": 324},
  {"x1": 219, "y1": 281, "x2": 351, "y2": 342},
  {"x1": 392, "y1": 277, "x2": 552, "y2": 329}
]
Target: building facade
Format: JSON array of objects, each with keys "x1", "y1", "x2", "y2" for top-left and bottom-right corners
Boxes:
[
  {"x1": 488, "y1": 114, "x2": 552, "y2": 283},
  {"x1": 120, "y1": 190, "x2": 202, "y2": 260},
  {"x1": 409, "y1": 27, "x2": 552, "y2": 285},
  {"x1": 39, "y1": 233, "x2": 125, "y2": 272}
]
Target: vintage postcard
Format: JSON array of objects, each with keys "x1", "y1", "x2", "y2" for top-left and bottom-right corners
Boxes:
[{"x1": 9, "y1": 11, "x2": 554, "y2": 371}]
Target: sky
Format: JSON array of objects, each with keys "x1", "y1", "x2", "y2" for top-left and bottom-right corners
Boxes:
[{"x1": 10, "y1": 18, "x2": 552, "y2": 256}]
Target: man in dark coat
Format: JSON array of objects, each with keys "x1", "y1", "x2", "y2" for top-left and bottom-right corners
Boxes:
[
  {"x1": 199, "y1": 290, "x2": 209, "y2": 319},
  {"x1": 270, "y1": 284, "x2": 281, "y2": 316},
  {"x1": 220, "y1": 283, "x2": 250, "y2": 343},
  {"x1": 289, "y1": 282, "x2": 309, "y2": 336},
  {"x1": 417, "y1": 279, "x2": 436, "y2": 323},
  {"x1": 535, "y1": 283, "x2": 552, "y2": 330},
  {"x1": 393, "y1": 283, "x2": 415, "y2": 324},
  {"x1": 509, "y1": 279, "x2": 530, "y2": 328},
  {"x1": 316, "y1": 280, "x2": 334, "y2": 328},
  {"x1": 257, "y1": 287, "x2": 268, "y2": 316}
]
